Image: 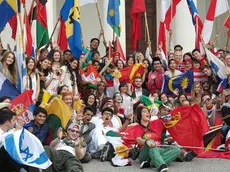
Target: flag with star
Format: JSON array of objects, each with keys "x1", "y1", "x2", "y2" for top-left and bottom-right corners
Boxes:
[
  {"x1": 60, "y1": 0, "x2": 82, "y2": 58},
  {"x1": 162, "y1": 69, "x2": 194, "y2": 95},
  {"x1": 107, "y1": 0, "x2": 121, "y2": 37}
]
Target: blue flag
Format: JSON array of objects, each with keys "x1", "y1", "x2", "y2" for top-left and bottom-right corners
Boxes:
[
  {"x1": 60, "y1": 0, "x2": 82, "y2": 58},
  {"x1": 0, "y1": 0, "x2": 17, "y2": 32},
  {"x1": 162, "y1": 70, "x2": 194, "y2": 95},
  {"x1": 107, "y1": 0, "x2": 121, "y2": 37},
  {"x1": 0, "y1": 72, "x2": 20, "y2": 100}
]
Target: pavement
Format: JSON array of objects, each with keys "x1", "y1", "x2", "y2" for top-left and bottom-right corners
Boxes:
[{"x1": 83, "y1": 158, "x2": 230, "y2": 172}]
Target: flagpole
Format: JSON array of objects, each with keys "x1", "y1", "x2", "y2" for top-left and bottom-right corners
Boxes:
[
  {"x1": 45, "y1": 16, "x2": 60, "y2": 49},
  {"x1": 226, "y1": 29, "x2": 230, "y2": 51},
  {"x1": 114, "y1": 144, "x2": 226, "y2": 154},
  {"x1": 95, "y1": 2, "x2": 106, "y2": 43},
  {"x1": 29, "y1": 0, "x2": 35, "y2": 27},
  {"x1": 144, "y1": 12, "x2": 152, "y2": 55},
  {"x1": 212, "y1": 11, "x2": 230, "y2": 45},
  {"x1": 196, "y1": 17, "x2": 199, "y2": 48}
]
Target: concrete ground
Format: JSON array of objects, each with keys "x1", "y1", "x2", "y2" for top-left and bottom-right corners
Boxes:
[{"x1": 83, "y1": 158, "x2": 230, "y2": 172}]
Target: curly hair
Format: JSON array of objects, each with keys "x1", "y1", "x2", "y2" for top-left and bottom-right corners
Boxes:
[{"x1": 66, "y1": 58, "x2": 79, "y2": 87}]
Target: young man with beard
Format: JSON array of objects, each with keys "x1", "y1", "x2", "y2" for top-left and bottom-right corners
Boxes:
[{"x1": 132, "y1": 76, "x2": 149, "y2": 99}]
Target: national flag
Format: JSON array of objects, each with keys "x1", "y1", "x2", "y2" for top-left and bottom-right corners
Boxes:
[
  {"x1": 193, "y1": 68, "x2": 208, "y2": 83},
  {"x1": 217, "y1": 78, "x2": 227, "y2": 93},
  {"x1": 80, "y1": 0, "x2": 96, "y2": 6},
  {"x1": 115, "y1": 36, "x2": 125, "y2": 62},
  {"x1": 10, "y1": 90, "x2": 34, "y2": 124},
  {"x1": 161, "y1": 104, "x2": 209, "y2": 154},
  {"x1": 36, "y1": 0, "x2": 49, "y2": 49},
  {"x1": 0, "y1": 0, "x2": 17, "y2": 32},
  {"x1": 224, "y1": 16, "x2": 230, "y2": 28},
  {"x1": 203, "y1": 127, "x2": 222, "y2": 152},
  {"x1": 3, "y1": 128, "x2": 52, "y2": 169},
  {"x1": 107, "y1": 0, "x2": 121, "y2": 37},
  {"x1": 130, "y1": 0, "x2": 146, "y2": 50},
  {"x1": 186, "y1": 0, "x2": 203, "y2": 49},
  {"x1": 60, "y1": 0, "x2": 82, "y2": 58},
  {"x1": 8, "y1": 14, "x2": 17, "y2": 40},
  {"x1": 117, "y1": 64, "x2": 145, "y2": 83},
  {"x1": 139, "y1": 95, "x2": 162, "y2": 109},
  {"x1": 42, "y1": 89, "x2": 52, "y2": 103},
  {"x1": 15, "y1": 13, "x2": 27, "y2": 93},
  {"x1": 0, "y1": 72, "x2": 20, "y2": 100},
  {"x1": 45, "y1": 97, "x2": 72, "y2": 142},
  {"x1": 202, "y1": 0, "x2": 229, "y2": 44},
  {"x1": 158, "y1": 0, "x2": 181, "y2": 54},
  {"x1": 24, "y1": 7, "x2": 33, "y2": 56},
  {"x1": 80, "y1": 64, "x2": 99, "y2": 82},
  {"x1": 205, "y1": 47, "x2": 227, "y2": 80},
  {"x1": 57, "y1": 19, "x2": 68, "y2": 51},
  {"x1": 162, "y1": 70, "x2": 194, "y2": 95}
]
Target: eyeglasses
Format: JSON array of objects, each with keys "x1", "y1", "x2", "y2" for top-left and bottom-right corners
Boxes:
[
  {"x1": 70, "y1": 129, "x2": 80, "y2": 134},
  {"x1": 103, "y1": 112, "x2": 113, "y2": 116}
]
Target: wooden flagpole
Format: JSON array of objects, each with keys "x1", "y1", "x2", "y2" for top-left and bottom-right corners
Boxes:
[
  {"x1": 29, "y1": 0, "x2": 35, "y2": 27},
  {"x1": 95, "y1": 2, "x2": 106, "y2": 43},
  {"x1": 226, "y1": 29, "x2": 230, "y2": 51},
  {"x1": 212, "y1": 11, "x2": 230, "y2": 45},
  {"x1": 144, "y1": 12, "x2": 152, "y2": 55},
  {"x1": 45, "y1": 16, "x2": 60, "y2": 49}
]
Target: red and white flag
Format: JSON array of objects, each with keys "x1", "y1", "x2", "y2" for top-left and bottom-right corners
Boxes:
[
  {"x1": 202, "y1": 0, "x2": 229, "y2": 44},
  {"x1": 115, "y1": 36, "x2": 126, "y2": 62},
  {"x1": 158, "y1": 0, "x2": 181, "y2": 54}
]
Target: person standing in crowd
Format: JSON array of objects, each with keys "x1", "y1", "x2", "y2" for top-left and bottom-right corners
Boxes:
[
  {"x1": 0, "y1": 51, "x2": 17, "y2": 86},
  {"x1": 147, "y1": 57, "x2": 164, "y2": 94},
  {"x1": 165, "y1": 59, "x2": 182, "y2": 77},
  {"x1": 26, "y1": 57, "x2": 40, "y2": 104},
  {"x1": 60, "y1": 58, "x2": 79, "y2": 96}
]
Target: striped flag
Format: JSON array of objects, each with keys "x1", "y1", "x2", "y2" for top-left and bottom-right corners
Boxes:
[
  {"x1": 205, "y1": 47, "x2": 227, "y2": 80},
  {"x1": 193, "y1": 68, "x2": 208, "y2": 83},
  {"x1": 186, "y1": 0, "x2": 203, "y2": 49},
  {"x1": 202, "y1": 0, "x2": 229, "y2": 44},
  {"x1": 15, "y1": 14, "x2": 27, "y2": 93}
]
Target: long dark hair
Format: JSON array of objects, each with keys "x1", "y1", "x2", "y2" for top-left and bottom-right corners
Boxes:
[
  {"x1": 136, "y1": 106, "x2": 148, "y2": 124},
  {"x1": 36, "y1": 57, "x2": 49, "y2": 76},
  {"x1": 84, "y1": 93, "x2": 97, "y2": 112},
  {"x1": 66, "y1": 58, "x2": 79, "y2": 87},
  {"x1": 26, "y1": 57, "x2": 36, "y2": 73}
]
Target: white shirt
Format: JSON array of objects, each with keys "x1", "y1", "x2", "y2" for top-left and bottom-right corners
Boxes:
[{"x1": 56, "y1": 140, "x2": 76, "y2": 156}]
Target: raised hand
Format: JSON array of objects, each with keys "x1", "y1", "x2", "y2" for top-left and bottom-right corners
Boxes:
[{"x1": 57, "y1": 127, "x2": 63, "y2": 139}]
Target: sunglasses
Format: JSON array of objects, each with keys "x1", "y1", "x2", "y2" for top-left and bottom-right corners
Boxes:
[{"x1": 70, "y1": 129, "x2": 80, "y2": 134}]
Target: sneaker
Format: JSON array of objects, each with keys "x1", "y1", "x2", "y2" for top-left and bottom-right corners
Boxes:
[
  {"x1": 100, "y1": 143, "x2": 110, "y2": 162},
  {"x1": 159, "y1": 164, "x2": 168, "y2": 172},
  {"x1": 140, "y1": 161, "x2": 150, "y2": 169},
  {"x1": 91, "y1": 151, "x2": 101, "y2": 159},
  {"x1": 184, "y1": 151, "x2": 197, "y2": 162}
]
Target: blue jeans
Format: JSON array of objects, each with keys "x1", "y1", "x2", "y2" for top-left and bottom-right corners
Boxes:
[{"x1": 222, "y1": 125, "x2": 230, "y2": 137}]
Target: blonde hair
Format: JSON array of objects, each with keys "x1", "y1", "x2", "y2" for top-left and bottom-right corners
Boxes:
[{"x1": 191, "y1": 82, "x2": 202, "y2": 103}]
